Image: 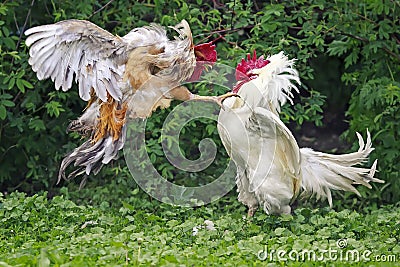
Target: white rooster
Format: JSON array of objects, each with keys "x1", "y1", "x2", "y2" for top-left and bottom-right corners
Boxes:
[{"x1": 217, "y1": 51, "x2": 383, "y2": 216}]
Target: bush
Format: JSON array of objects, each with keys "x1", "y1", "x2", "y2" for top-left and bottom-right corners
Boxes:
[{"x1": 0, "y1": 0, "x2": 398, "y2": 205}]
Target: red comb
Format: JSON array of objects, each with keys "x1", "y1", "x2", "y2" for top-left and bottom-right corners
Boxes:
[
  {"x1": 194, "y1": 42, "x2": 217, "y2": 63},
  {"x1": 235, "y1": 50, "x2": 270, "y2": 81},
  {"x1": 189, "y1": 42, "x2": 217, "y2": 81}
]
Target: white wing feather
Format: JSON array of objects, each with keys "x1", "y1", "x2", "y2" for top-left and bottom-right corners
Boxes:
[
  {"x1": 246, "y1": 107, "x2": 302, "y2": 197},
  {"x1": 25, "y1": 19, "x2": 129, "y2": 102}
]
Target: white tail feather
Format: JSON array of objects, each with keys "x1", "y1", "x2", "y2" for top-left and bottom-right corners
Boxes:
[{"x1": 299, "y1": 130, "x2": 383, "y2": 207}]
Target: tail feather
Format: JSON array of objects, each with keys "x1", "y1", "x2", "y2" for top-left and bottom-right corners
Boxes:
[
  {"x1": 307, "y1": 131, "x2": 375, "y2": 167},
  {"x1": 57, "y1": 125, "x2": 126, "y2": 184},
  {"x1": 299, "y1": 130, "x2": 383, "y2": 207}
]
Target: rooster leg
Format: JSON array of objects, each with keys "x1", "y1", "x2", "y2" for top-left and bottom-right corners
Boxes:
[
  {"x1": 247, "y1": 206, "x2": 258, "y2": 217},
  {"x1": 168, "y1": 85, "x2": 238, "y2": 107},
  {"x1": 191, "y1": 92, "x2": 238, "y2": 107},
  {"x1": 168, "y1": 85, "x2": 218, "y2": 104}
]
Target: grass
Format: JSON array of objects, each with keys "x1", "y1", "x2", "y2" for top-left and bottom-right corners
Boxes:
[{"x1": 0, "y1": 179, "x2": 399, "y2": 266}]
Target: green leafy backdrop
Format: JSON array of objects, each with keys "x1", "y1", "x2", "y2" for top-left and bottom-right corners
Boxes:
[{"x1": 0, "y1": 0, "x2": 398, "y2": 205}]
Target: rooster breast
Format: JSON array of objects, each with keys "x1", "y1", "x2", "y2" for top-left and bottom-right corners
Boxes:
[{"x1": 218, "y1": 96, "x2": 300, "y2": 215}]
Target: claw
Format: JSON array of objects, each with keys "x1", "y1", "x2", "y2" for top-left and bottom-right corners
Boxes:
[
  {"x1": 217, "y1": 92, "x2": 239, "y2": 103},
  {"x1": 247, "y1": 206, "x2": 257, "y2": 217},
  {"x1": 190, "y1": 92, "x2": 239, "y2": 109},
  {"x1": 217, "y1": 92, "x2": 240, "y2": 110}
]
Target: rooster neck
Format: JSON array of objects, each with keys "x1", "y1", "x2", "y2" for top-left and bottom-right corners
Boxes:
[
  {"x1": 237, "y1": 80, "x2": 266, "y2": 108},
  {"x1": 123, "y1": 46, "x2": 161, "y2": 90}
]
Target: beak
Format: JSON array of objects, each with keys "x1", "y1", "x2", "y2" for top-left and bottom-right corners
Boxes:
[
  {"x1": 203, "y1": 64, "x2": 212, "y2": 72},
  {"x1": 194, "y1": 50, "x2": 205, "y2": 59}
]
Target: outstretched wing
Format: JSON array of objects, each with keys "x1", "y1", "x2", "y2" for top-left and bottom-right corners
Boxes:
[
  {"x1": 247, "y1": 107, "x2": 301, "y2": 195},
  {"x1": 25, "y1": 19, "x2": 128, "y2": 102}
]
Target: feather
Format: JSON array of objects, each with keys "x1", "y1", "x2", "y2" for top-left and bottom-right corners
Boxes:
[
  {"x1": 25, "y1": 19, "x2": 126, "y2": 102},
  {"x1": 218, "y1": 51, "x2": 383, "y2": 215},
  {"x1": 78, "y1": 72, "x2": 90, "y2": 101},
  {"x1": 25, "y1": 25, "x2": 61, "y2": 46},
  {"x1": 299, "y1": 131, "x2": 383, "y2": 207},
  {"x1": 26, "y1": 18, "x2": 203, "y2": 183}
]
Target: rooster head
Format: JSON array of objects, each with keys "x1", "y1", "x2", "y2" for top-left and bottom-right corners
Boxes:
[
  {"x1": 194, "y1": 41, "x2": 217, "y2": 63},
  {"x1": 233, "y1": 50, "x2": 270, "y2": 93},
  {"x1": 189, "y1": 42, "x2": 217, "y2": 81}
]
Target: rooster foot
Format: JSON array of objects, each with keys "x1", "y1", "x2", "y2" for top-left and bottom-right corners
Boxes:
[
  {"x1": 216, "y1": 92, "x2": 240, "y2": 108},
  {"x1": 247, "y1": 206, "x2": 258, "y2": 217},
  {"x1": 191, "y1": 92, "x2": 238, "y2": 108}
]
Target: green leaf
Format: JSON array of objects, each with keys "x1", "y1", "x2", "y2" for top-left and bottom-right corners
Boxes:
[
  {"x1": 45, "y1": 101, "x2": 65, "y2": 117},
  {"x1": 2, "y1": 26, "x2": 9, "y2": 36},
  {"x1": 16, "y1": 79, "x2": 25, "y2": 93},
  {"x1": 328, "y1": 41, "x2": 348, "y2": 57},
  {"x1": 28, "y1": 118, "x2": 46, "y2": 131},
  {"x1": 21, "y1": 79, "x2": 34, "y2": 89},
  {"x1": 2, "y1": 37, "x2": 15, "y2": 50},
  {"x1": 0, "y1": 93, "x2": 13, "y2": 99},
  {"x1": 121, "y1": 201, "x2": 135, "y2": 211},
  {"x1": 344, "y1": 50, "x2": 359, "y2": 68},
  {"x1": 0, "y1": 100, "x2": 14, "y2": 107},
  {"x1": 0, "y1": 105, "x2": 6, "y2": 120},
  {"x1": 0, "y1": 5, "x2": 7, "y2": 16},
  {"x1": 7, "y1": 78, "x2": 15, "y2": 90}
]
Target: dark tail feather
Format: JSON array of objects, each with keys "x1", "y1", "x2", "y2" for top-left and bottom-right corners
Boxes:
[
  {"x1": 57, "y1": 125, "x2": 126, "y2": 184},
  {"x1": 66, "y1": 120, "x2": 94, "y2": 136}
]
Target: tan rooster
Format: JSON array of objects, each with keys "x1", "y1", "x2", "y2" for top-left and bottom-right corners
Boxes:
[
  {"x1": 218, "y1": 51, "x2": 383, "y2": 216},
  {"x1": 25, "y1": 19, "x2": 232, "y2": 183}
]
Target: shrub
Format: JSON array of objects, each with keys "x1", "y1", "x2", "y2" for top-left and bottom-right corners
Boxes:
[{"x1": 1, "y1": 0, "x2": 398, "y2": 206}]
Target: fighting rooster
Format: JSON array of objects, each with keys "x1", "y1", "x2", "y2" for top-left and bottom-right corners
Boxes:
[
  {"x1": 218, "y1": 51, "x2": 383, "y2": 216},
  {"x1": 25, "y1": 19, "x2": 231, "y2": 182}
]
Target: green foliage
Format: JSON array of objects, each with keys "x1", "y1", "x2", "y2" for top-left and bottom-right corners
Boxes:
[
  {"x1": 322, "y1": 1, "x2": 400, "y2": 202},
  {"x1": 346, "y1": 78, "x2": 399, "y2": 203},
  {"x1": 0, "y1": 190, "x2": 399, "y2": 265},
  {"x1": 0, "y1": 0, "x2": 398, "y2": 206},
  {"x1": 0, "y1": 1, "x2": 85, "y2": 191}
]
